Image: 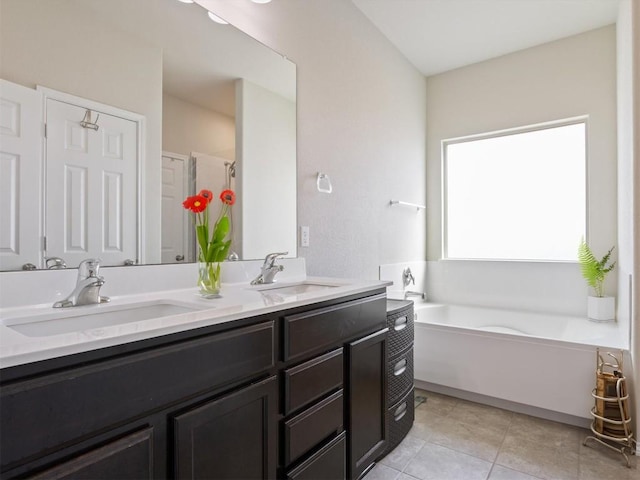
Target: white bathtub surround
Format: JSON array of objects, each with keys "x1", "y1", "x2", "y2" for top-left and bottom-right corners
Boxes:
[
  {"x1": 379, "y1": 261, "x2": 427, "y2": 301},
  {"x1": 587, "y1": 295, "x2": 616, "y2": 322},
  {"x1": 424, "y1": 260, "x2": 591, "y2": 316},
  {"x1": 412, "y1": 302, "x2": 627, "y2": 423}
]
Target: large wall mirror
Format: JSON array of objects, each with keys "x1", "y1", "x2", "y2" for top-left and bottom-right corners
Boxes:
[{"x1": 0, "y1": 0, "x2": 297, "y2": 271}]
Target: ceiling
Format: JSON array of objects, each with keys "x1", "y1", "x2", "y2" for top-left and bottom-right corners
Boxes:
[
  {"x1": 78, "y1": 0, "x2": 295, "y2": 117},
  {"x1": 351, "y1": 0, "x2": 621, "y2": 77}
]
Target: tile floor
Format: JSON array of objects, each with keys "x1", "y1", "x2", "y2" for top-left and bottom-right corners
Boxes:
[{"x1": 365, "y1": 389, "x2": 639, "y2": 480}]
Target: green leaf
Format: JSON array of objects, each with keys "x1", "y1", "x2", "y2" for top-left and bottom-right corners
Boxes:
[
  {"x1": 215, "y1": 240, "x2": 232, "y2": 262},
  {"x1": 205, "y1": 241, "x2": 221, "y2": 263},
  {"x1": 577, "y1": 238, "x2": 615, "y2": 297},
  {"x1": 213, "y1": 216, "x2": 229, "y2": 243},
  {"x1": 196, "y1": 224, "x2": 209, "y2": 260}
]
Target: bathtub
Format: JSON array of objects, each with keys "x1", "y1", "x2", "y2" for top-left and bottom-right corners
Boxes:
[{"x1": 413, "y1": 303, "x2": 628, "y2": 422}]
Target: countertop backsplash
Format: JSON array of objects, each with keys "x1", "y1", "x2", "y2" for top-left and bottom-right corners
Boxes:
[{"x1": 0, "y1": 258, "x2": 307, "y2": 309}]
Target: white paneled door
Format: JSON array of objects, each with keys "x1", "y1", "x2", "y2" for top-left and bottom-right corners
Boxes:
[
  {"x1": 161, "y1": 153, "x2": 190, "y2": 264},
  {"x1": 45, "y1": 98, "x2": 138, "y2": 267},
  {"x1": 0, "y1": 80, "x2": 42, "y2": 271}
]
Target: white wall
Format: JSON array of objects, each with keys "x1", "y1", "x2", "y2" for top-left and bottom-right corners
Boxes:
[
  {"x1": 162, "y1": 93, "x2": 235, "y2": 160},
  {"x1": 196, "y1": 0, "x2": 428, "y2": 279},
  {"x1": 236, "y1": 79, "x2": 297, "y2": 259},
  {"x1": 629, "y1": 0, "x2": 640, "y2": 446},
  {"x1": 617, "y1": 0, "x2": 635, "y2": 364},
  {"x1": 0, "y1": 0, "x2": 163, "y2": 264},
  {"x1": 425, "y1": 26, "x2": 618, "y2": 316}
]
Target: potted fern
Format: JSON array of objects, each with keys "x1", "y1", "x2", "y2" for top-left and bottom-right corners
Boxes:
[{"x1": 578, "y1": 239, "x2": 616, "y2": 321}]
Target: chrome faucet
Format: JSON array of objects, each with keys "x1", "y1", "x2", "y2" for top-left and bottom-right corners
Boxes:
[
  {"x1": 402, "y1": 267, "x2": 425, "y2": 300},
  {"x1": 251, "y1": 252, "x2": 288, "y2": 285},
  {"x1": 53, "y1": 259, "x2": 110, "y2": 308},
  {"x1": 404, "y1": 290, "x2": 425, "y2": 301}
]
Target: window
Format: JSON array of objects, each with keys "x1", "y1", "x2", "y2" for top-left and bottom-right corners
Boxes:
[{"x1": 443, "y1": 119, "x2": 586, "y2": 261}]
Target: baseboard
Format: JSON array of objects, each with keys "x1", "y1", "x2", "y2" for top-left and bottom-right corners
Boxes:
[{"x1": 415, "y1": 380, "x2": 592, "y2": 429}]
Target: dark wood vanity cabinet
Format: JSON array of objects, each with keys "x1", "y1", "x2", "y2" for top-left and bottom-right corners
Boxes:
[
  {"x1": 280, "y1": 293, "x2": 387, "y2": 480},
  {"x1": 1, "y1": 320, "x2": 277, "y2": 479},
  {"x1": 348, "y1": 328, "x2": 388, "y2": 480},
  {"x1": 0, "y1": 289, "x2": 387, "y2": 480},
  {"x1": 173, "y1": 376, "x2": 278, "y2": 480}
]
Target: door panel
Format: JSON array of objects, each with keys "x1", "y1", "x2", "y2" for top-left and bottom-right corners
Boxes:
[
  {"x1": 45, "y1": 98, "x2": 137, "y2": 267},
  {"x1": 348, "y1": 328, "x2": 388, "y2": 480},
  {"x1": 161, "y1": 153, "x2": 189, "y2": 264},
  {"x1": 0, "y1": 80, "x2": 42, "y2": 270},
  {"x1": 173, "y1": 376, "x2": 278, "y2": 480}
]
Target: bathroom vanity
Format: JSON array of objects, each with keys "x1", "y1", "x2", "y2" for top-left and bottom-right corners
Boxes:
[{"x1": 0, "y1": 279, "x2": 389, "y2": 480}]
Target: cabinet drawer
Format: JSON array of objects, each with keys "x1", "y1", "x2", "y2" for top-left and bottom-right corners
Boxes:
[
  {"x1": 387, "y1": 346, "x2": 414, "y2": 405},
  {"x1": 27, "y1": 428, "x2": 153, "y2": 480},
  {"x1": 286, "y1": 432, "x2": 346, "y2": 480},
  {"x1": 284, "y1": 348, "x2": 343, "y2": 414},
  {"x1": 1, "y1": 321, "x2": 274, "y2": 470},
  {"x1": 386, "y1": 387, "x2": 415, "y2": 454},
  {"x1": 283, "y1": 294, "x2": 386, "y2": 361},
  {"x1": 387, "y1": 309, "x2": 414, "y2": 357},
  {"x1": 284, "y1": 390, "x2": 344, "y2": 466}
]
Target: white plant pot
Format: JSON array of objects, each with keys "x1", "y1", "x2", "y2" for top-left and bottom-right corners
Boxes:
[{"x1": 587, "y1": 296, "x2": 615, "y2": 322}]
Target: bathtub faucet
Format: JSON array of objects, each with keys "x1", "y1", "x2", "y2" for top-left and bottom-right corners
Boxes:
[{"x1": 404, "y1": 290, "x2": 425, "y2": 301}]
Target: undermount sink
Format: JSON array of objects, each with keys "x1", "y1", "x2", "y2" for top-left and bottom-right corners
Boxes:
[
  {"x1": 252, "y1": 282, "x2": 339, "y2": 296},
  {"x1": 3, "y1": 301, "x2": 202, "y2": 338}
]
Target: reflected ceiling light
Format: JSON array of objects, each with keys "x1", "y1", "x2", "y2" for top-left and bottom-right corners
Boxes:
[
  {"x1": 251, "y1": 0, "x2": 272, "y2": 3},
  {"x1": 207, "y1": 11, "x2": 229, "y2": 24}
]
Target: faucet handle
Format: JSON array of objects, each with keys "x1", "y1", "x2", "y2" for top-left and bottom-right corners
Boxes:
[
  {"x1": 402, "y1": 267, "x2": 415, "y2": 287},
  {"x1": 264, "y1": 251, "x2": 288, "y2": 267},
  {"x1": 78, "y1": 258, "x2": 102, "y2": 279},
  {"x1": 45, "y1": 256, "x2": 67, "y2": 269}
]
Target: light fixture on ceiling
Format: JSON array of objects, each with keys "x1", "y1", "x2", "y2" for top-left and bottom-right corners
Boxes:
[
  {"x1": 251, "y1": 0, "x2": 272, "y2": 3},
  {"x1": 176, "y1": 0, "x2": 194, "y2": 3},
  {"x1": 207, "y1": 11, "x2": 229, "y2": 24}
]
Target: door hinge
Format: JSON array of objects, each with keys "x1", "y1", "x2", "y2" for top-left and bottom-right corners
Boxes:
[
  {"x1": 43, "y1": 236, "x2": 47, "y2": 251},
  {"x1": 44, "y1": 123, "x2": 47, "y2": 138}
]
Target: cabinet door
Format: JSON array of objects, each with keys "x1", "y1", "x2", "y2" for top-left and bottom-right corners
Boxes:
[
  {"x1": 27, "y1": 428, "x2": 153, "y2": 480},
  {"x1": 347, "y1": 328, "x2": 388, "y2": 480},
  {"x1": 173, "y1": 376, "x2": 277, "y2": 480}
]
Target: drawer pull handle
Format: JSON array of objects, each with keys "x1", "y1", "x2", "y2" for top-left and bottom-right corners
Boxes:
[
  {"x1": 394, "y1": 402, "x2": 407, "y2": 421},
  {"x1": 394, "y1": 316, "x2": 408, "y2": 331},
  {"x1": 393, "y1": 358, "x2": 407, "y2": 376}
]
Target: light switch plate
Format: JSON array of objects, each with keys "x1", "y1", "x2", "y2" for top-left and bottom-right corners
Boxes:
[{"x1": 300, "y1": 226, "x2": 310, "y2": 247}]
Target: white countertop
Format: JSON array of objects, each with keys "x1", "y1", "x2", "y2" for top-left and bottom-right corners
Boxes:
[{"x1": 0, "y1": 276, "x2": 390, "y2": 369}]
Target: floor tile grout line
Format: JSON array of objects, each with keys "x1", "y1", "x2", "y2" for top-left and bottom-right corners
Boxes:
[
  {"x1": 493, "y1": 410, "x2": 515, "y2": 464},
  {"x1": 481, "y1": 410, "x2": 515, "y2": 479}
]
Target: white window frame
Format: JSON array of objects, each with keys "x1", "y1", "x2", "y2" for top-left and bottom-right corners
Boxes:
[{"x1": 441, "y1": 116, "x2": 588, "y2": 262}]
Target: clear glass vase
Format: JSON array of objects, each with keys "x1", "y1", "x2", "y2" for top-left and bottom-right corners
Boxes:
[{"x1": 198, "y1": 261, "x2": 221, "y2": 297}]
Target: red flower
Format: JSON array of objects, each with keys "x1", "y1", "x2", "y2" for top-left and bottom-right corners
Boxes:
[
  {"x1": 198, "y1": 189, "x2": 213, "y2": 204},
  {"x1": 183, "y1": 195, "x2": 208, "y2": 213},
  {"x1": 220, "y1": 189, "x2": 236, "y2": 206}
]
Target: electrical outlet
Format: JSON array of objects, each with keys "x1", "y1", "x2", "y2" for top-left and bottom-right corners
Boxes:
[{"x1": 300, "y1": 226, "x2": 310, "y2": 247}]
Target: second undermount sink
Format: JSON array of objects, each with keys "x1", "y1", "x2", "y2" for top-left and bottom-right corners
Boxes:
[
  {"x1": 3, "y1": 301, "x2": 202, "y2": 338},
  {"x1": 252, "y1": 282, "x2": 340, "y2": 297}
]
